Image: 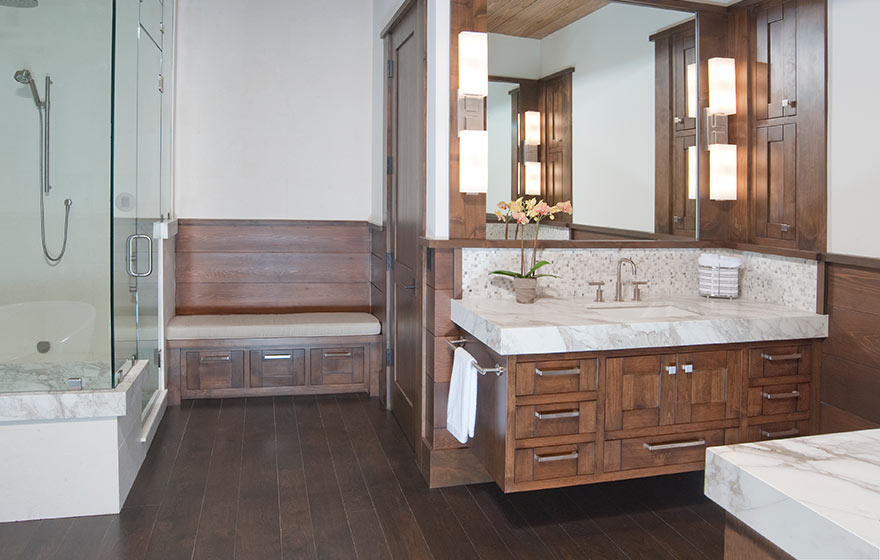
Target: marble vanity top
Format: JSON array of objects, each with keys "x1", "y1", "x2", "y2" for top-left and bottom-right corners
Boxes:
[
  {"x1": 705, "y1": 429, "x2": 880, "y2": 559},
  {"x1": 449, "y1": 295, "x2": 827, "y2": 355}
]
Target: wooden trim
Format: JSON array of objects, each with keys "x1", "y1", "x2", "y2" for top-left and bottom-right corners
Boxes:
[
  {"x1": 649, "y1": 17, "x2": 697, "y2": 41},
  {"x1": 539, "y1": 66, "x2": 575, "y2": 82},
  {"x1": 821, "y1": 252, "x2": 880, "y2": 271},
  {"x1": 611, "y1": 0, "x2": 726, "y2": 13},
  {"x1": 570, "y1": 223, "x2": 663, "y2": 241},
  {"x1": 177, "y1": 218, "x2": 369, "y2": 228},
  {"x1": 723, "y1": 242, "x2": 821, "y2": 261},
  {"x1": 380, "y1": 0, "x2": 417, "y2": 38},
  {"x1": 419, "y1": 237, "x2": 709, "y2": 249},
  {"x1": 489, "y1": 75, "x2": 539, "y2": 85}
]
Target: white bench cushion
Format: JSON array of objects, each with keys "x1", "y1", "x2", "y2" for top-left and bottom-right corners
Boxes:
[{"x1": 167, "y1": 313, "x2": 381, "y2": 340}]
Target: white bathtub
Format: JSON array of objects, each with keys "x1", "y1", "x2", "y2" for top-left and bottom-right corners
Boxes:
[{"x1": 0, "y1": 301, "x2": 96, "y2": 362}]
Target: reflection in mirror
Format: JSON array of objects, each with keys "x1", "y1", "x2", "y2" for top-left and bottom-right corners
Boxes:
[{"x1": 485, "y1": 1, "x2": 697, "y2": 241}]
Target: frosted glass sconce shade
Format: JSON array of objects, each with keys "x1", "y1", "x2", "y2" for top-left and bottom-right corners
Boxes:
[
  {"x1": 524, "y1": 111, "x2": 541, "y2": 146},
  {"x1": 524, "y1": 162, "x2": 541, "y2": 195},
  {"x1": 458, "y1": 32, "x2": 488, "y2": 97},
  {"x1": 708, "y1": 57, "x2": 736, "y2": 115},
  {"x1": 459, "y1": 130, "x2": 488, "y2": 194},
  {"x1": 709, "y1": 144, "x2": 737, "y2": 200}
]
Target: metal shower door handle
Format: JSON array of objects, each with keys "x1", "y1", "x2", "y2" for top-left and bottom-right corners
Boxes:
[{"x1": 127, "y1": 234, "x2": 153, "y2": 277}]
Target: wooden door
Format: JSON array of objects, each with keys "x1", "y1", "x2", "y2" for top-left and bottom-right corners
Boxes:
[
  {"x1": 541, "y1": 71, "x2": 572, "y2": 212},
  {"x1": 754, "y1": 0, "x2": 798, "y2": 121},
  {"x1": 386, "y1": 1, "x2": 425, "y2": 450},
  {"x1": 672, "y1": 31, "x2": 696, "y2": 132},
  {"x1": 605, "y1": 354, "x2": 677, "y2": 431},
  {"x1": 675, "y1": 350, "x2": 740, "y2": 424},
  {"x1": 754, "y1": 124, "x2": 797, "y2": 241}
]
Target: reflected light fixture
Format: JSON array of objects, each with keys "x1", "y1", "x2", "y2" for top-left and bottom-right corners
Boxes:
[
  {"x1": 705, "y1": 57, "x2": 737, "y2": 201},
  {"x1": 457, "y1": 31, "x2": 488, "y2": 194},
  {"x1": 522, "y1": 110, "x2": 541, "y2": 195},
  {"x1": 687, "y1": 63, "x2": 697, "y2": 119},
  {"x1": 687, "y1": 145, "x2": 697, "y2": 200}
]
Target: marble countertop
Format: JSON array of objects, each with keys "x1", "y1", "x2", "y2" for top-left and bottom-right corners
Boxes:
[
  {"x1": 705, "y1": 429, "x2": 880, "y2": 559},
  {"x1": 449, "y1": 295, "x2": 828, "y2": 355}
]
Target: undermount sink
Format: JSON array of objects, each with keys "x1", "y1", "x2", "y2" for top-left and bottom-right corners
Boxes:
[{"x1": 591, "y1": 304, "x2": 702, "y2": 322}]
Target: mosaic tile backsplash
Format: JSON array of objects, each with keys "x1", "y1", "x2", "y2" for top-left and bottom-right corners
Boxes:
[
  {"x1": 461, "y1": 248, "x2": 818, "y2": 312},
  {"x1": 485, "y1": 223, "x2": 570, "y2": 240}
]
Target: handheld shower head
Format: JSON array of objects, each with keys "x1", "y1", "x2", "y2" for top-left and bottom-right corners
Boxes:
[{"x1": 14, "y1": 68, "x2": 42, "y2": 107}]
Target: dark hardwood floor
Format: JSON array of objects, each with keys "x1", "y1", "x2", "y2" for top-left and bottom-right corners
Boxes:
[{"x1": 0, "y1": 395, "x2": 725, "y2": 559}]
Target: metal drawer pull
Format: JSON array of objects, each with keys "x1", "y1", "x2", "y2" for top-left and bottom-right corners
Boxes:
[
  {"x1": 535, "y1": 451, "x2": 578, "y2": 463},
  {"x1": 761, "y1": 352, "x2": 802, "y2": 362},
  {"x1": 200, "y1": 355, "x2": 231, "y2": 363},
  {"x1": 682, "y1": 364, "x2": 694, "y2": 373},
  {"x1": 264, "y1": 354, "x2": 292, "y2": 361},
  {"x1": 535, "y1": 367, "x2": 579, "y2": 377},
  {"x1": 323, "y1": 351, "x2": 352, "y2": 359},
  {"x1": 763, "y1": 390, "x2": 800, "y2": 400},
  {"x1": 643, "y1": 439, "x2": 706, "y2": 452},
  {"x1": 534, "y1": 410, "x2": 579, "y2": 420},
  {"x1": 761, "y1": 427, "x2": 800, "y2": 439}
]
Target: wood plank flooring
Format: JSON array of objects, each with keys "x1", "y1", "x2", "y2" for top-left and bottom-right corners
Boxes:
[{"x1": 0, "y1": 395, "x2": 725, "y2": 559}]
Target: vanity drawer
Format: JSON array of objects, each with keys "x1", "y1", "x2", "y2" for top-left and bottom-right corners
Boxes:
[
  {"x1": 309, "y1": 346, "x2": 365, "y2": 386},
  {"x1": 514, "y1": 443, "x2": 596, "y2": 483},
  {"x1": 249, "y1": 349, "x2": 306, "y2": 388},
  {"x1": 514, "y1": 400, "x2": 596, "y2": 440},
  {"x1": 745, "y1": 419, "x2": 810, "y2": 442},
  {"x1": 603, "y1": 429, "x2": 724, "y2": 472},
  {"x1": 749, "y1": 345, "x2": 811, "y2": 381},
  {"x1": 515, "y1": 358, "x2": 597, "y2": 397},
  {"x1": 746, "y1": 382, "x2": 810, "y2": 417},
  {"x1": 184, "y1": 350, "x2": 245, "y2": 390}
]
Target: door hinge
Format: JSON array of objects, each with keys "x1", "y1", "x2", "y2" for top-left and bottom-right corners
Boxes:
[
  {"x1": 386, "y1": 59, "x2": 394, "y2": 78},
  {"x1": 386, "y1": 155, "x2": 393, "y2": 175},
  {"x1": 158, "y1": 73, "x2": 164, "y2": 93},
  {"x1": 386, "y1": 348, "x2": 393, "y2": 367},
  {"x1": 386, "y1": 252, "x2": 392, "y2": 272},
  {"x1": 154, "y1": 349, "x2": 162, "y2": 368}
]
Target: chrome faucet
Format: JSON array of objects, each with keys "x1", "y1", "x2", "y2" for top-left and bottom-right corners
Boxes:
[{"x1": 615, "y1": 258, "x2": 637, "y2": 302}]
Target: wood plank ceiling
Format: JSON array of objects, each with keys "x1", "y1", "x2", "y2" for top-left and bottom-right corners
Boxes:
[{"x1": 488, "y1": 0, "x2": 610, "y2": 39}]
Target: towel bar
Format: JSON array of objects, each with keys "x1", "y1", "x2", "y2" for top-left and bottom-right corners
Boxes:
[
  {"x1": 445, "y1": 338, "x2": 470, "y2": 350},
  {"x1": 470, "y1": 360, "x2": 505, "y2": 377}
]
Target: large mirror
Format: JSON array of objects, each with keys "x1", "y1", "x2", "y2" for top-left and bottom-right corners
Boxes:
[{"x1": 485, "y1": 1, "x2": 698, "y2": 241}]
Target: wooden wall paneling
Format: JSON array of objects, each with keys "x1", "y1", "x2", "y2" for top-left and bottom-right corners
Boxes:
[
  {"x1": 449, "y1": 0, "x2": 487, "y2": 240},
  {"x1": 177, "y1": 283, "x2": 371, "y2": 315},
  {"x1": 820, "y1": 403, "x2": 880, "y2": 434},
  {"x1": 487, "y1": 0, "x2": 608, "y2": 39},
  {"x1": 176, "y1": 253, "x2": 371, "y2": 285},
  {"x1": 726, "y1": 5, "x2": 752, "y2": 242},
  {"x1": 654, "y1": 32, "x2": 673, "y2": 235},
  {"x1": 176, "y1": 221, "x2": 370, "y2": 253}
]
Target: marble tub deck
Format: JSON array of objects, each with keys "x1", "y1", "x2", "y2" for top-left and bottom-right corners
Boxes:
[
  {"x1": 705, "y1": 429, "x2": 880, "y2": 560},
  {"x1": 450, "y1": 295, "x2": 828, "y2": 355}
]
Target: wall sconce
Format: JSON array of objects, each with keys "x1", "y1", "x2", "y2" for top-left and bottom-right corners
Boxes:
[
  {"x1": 457, "y1": 31, "x2": 488, "y2": 194},
  {"x1": 687, "y1": 145, "x2": 697, "y2": 200},
  {"x1": 522, "y1": 110, "x2": 541, "y2": 195},
  {"x1": 705, "y1": 57, "x2": 737, "y2": 200},
  {"x1": 687, "y1": 63, "x2": 697, "y2": 120}
]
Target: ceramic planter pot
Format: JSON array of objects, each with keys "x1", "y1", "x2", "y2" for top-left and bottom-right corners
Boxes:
[{"x1": 514, "y1": 277, "x2": 537, "y2": 304}]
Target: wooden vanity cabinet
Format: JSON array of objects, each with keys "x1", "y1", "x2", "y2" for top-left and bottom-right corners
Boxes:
[{"x1": 468, "y1": 340, "x2": 820, "y2": 493}]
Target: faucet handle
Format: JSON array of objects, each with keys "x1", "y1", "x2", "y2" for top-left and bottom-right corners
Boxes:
[
  {"x1": 588, "y1": 281, "x2": 605, "y2": 302},
  {"x1": 632, "y1": 280, "x2": 649, "y2": 302}
]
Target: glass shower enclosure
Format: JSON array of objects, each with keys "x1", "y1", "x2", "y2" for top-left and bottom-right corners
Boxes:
[{"x1": 0, "y1": 0, "x2": 166, "y2": 417}]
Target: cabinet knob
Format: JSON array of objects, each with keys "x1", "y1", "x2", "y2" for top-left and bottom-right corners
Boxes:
[
  {"x1": 781, "y1": 98, "x2": 796, "y2": 108},
  {"x1": 682, "y1": 363, "x2": 694, "y2": 373},
  {"x1": 665, "y1": 365, "x2": 677, "y2": 375},
  {"x1": 674, "y1": 116, "x2": 684, "y2": 124}
]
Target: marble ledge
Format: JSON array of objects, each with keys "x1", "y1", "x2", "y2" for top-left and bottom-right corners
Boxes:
[
  {"x1": 449, "y1": 295, "x2": 827, "y2": 355},
  {"x1": 705, "y1": 429, "x2": 880, "y2": 560}
]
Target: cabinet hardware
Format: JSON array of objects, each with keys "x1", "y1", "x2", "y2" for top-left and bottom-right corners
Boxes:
[
  {"x1": 673, "y1": 215, "x2": 683, "y2": 223},
  {"x1": 535, "y1": 367, "x2": 579, "y2": 377},
  {"x1": 762, "y1": 390, "x2": 800, "y2": 400},
  {"x1": 535, "y1": 451, "x2": 578, "y2": 463},
  {"x1": 403, "y1": 284, "x2": 416, "y2": 290},
  {"x1": 673, "y1": 116, "x2": 684, "y2": 124},
  {"x1": 200, "y1": 355, "x2": 231, "y2": 363},
  {"x1": 761, "y1": 427, "x2": 800, "y2": 439},
  {"x1": 682, "y1": 364, "x2": 694, "y2": 373},
  {"x1": 780, "y1": 223, "x2": 792, "y2": 232},
  {"x1": 534, "y1": 410, "x2": 579, "y2": 420},
  {"x1": 665, "y1": 365, "x2": 677, "y2": 375},
  {"x1": 323, "y1": 351, "x2": 352, "y2": 359},
  {"x1": 781, "y1": 98, "x2": 796, "y2": 108},
  {"x1": 761, "y1": 352, "x2": 802, "y2": 362},
  {"x1": 643, "y1": 439, "x2": 706, "y2": 452},
  {"x1": 263, "y1": 354, "x2": 292, "y2": 361}
]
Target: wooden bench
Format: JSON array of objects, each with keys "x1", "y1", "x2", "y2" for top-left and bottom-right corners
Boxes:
[{"x1": 166, "y1": 312, "x2": 382, "y2": 405}]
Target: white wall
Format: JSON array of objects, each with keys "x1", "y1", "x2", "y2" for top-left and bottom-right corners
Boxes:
[
  {"x1": 488, "y1": 33, "x2": 541, "y2": 79},
  {"x1": 540, "y1": 3, "x2": 687, "y2": 230},
  {"x1": 174, "y1": 0, "x2": 373, "y2": 220},
  {"x1": 827, "y1": 0, "x2": 880, "y2": 259},
  {"x1": 487, "y1": 82, "x2": 516, "y2": 209},
  {"x1": 0, "y1": 0, "x2": 112, "y2": 358}
]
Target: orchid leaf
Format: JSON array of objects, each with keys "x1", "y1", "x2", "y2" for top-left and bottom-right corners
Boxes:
[
  {"x1": 526, "y1": 260, "x2": 552, "y2": 277},
  {"x1": 489, "y1": 270, "x2": 524, "y2": 278},
  {"x1": 533, "y1": 273, "x2": 560, "y2": 278}
]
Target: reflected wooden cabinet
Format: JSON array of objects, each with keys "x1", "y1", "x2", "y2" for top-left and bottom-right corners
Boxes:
[{"x1": 468, "y1": 340, "x2": 819, "y2": 493}]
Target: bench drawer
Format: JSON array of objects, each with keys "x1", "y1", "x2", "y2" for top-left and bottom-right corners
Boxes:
[
  {"x1": 514, "y1": 401, "x2": 596, "y2": 440},
  {"x1": 310, "y1": 346, "x2": 365, "y2": 385},
  {"x1": 184, "y1": 350, "x2": 245, "y2": 390},
  {"x1": 603, "y1": 429, "x2": 724, "y2": 472},
  {"x1": 749, "y1": 345, "x2": 811, "y2": 381},
  {"x1": 746, "y1": 382, "x2": 810, "y2": 417},
  {"x1": 514, "y1": 443, "x2": 596, "y2": 483},
  {"x1": 250, "y1": 349, "x2": 306, "y2": 388}
]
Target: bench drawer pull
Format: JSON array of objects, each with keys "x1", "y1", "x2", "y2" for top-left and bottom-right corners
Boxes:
[
  {"x1": 761, "y1": 427, "x2": 800, "y2": 439},
  {"x1": 534, "y1": 451, "x2": 578, "y2": 463},
  {"x1": 761, "y1": 352, "x2": 802, "y2": 362},
  {"x1": 534, "y1": 410, "x2": 579, "y2": 420},
  {"x1": 200, "y1": 355, "x2": 231, "y2": 363},
  {"x1": 535, "y1": 367, "x2": 579, "y2": 377},
  {"x1": 763, "y1": 390, "x2": 800, "y2": 400},
  {"x1": 263, "y1": 354, "x2": 292, "y2": 361},
  {"x1": 643, "y1": 439, "x2": 706, "y2": 452},
  {"x1": 323, "y1": 351, "x2": 352, "y2": 359}
]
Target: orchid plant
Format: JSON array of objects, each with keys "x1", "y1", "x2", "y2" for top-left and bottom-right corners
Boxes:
[{"x1": 491, "y1": 197, "x2": 573, "y2": 279}]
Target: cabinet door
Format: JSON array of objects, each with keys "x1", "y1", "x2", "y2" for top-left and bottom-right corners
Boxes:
[
  {"x1": 606, "y1": 354, "x2": 676, "y2": 431},
  {"x1": 675, "y1": 350, "x2": 740, "y2": 424},
  {"x1": 755, "y1": 0, "x2": 798, "y2": 121},
  {"x1": 250, "y1": 349, "x2": 306, "y2": 388},
  {"x1": 672, "y1": 32, "x2": 696, "y2": 132},
  {"x1": 184, "y1": 350, "x2": 245, "y2": 390},
  {"x1": 754, "y1": 124, "x2": 797, "y2": 241}
]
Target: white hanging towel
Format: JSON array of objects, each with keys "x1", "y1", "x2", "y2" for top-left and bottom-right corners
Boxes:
[{"x1": 447, "y1": 347, "x2": 479, "y2": 444}]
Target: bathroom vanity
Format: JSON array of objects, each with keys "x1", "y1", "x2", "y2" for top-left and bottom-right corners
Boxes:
[{"x1": 450, "y1": 296, "x2": 827, "y2": 492}]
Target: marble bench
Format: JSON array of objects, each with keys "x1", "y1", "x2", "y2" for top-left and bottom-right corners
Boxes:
[{"x1": 165, "y1": 313, "x2": 383, "y2": 404}]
